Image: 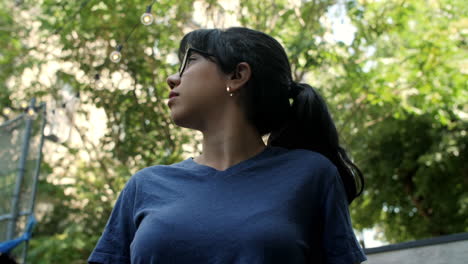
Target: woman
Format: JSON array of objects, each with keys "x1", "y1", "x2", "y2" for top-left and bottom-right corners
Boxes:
[{"x1": 89, "y1": 27, "x2": 367, "y2": 264}]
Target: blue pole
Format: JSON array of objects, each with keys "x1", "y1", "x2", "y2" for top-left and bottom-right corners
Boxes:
[
  {"x1": 6, "y1": 99, "x2": 34, "y2": 242},
  {"x1": 21, "y1": 101, "x2": 45, "y2": 263}
]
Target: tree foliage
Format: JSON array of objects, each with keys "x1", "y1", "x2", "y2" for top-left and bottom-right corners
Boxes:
[
  {"x1": 341, "y1": 0, "x2": 468, "y2": 243},
  {"x1": 0, "y1": 0, "x2": 466, "y2": 262}
]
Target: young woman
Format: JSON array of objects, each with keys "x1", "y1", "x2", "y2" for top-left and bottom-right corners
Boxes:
[{"x1": 89, "y1": 27, "x2": 367, "y2": 264}]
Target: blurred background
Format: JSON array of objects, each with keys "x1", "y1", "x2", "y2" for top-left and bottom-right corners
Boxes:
[{"x1": 0, "y1": 0, "x2": 466, "y2": 263}]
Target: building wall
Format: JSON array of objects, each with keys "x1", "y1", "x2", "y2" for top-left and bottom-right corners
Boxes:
[{"x1": 365, "y1": 239, "x2": 468, "y2": 264}]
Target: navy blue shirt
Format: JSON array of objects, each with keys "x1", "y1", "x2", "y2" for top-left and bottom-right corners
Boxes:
[{"x1": 88, "y1": 146, "x2": 366, "y2": 264}]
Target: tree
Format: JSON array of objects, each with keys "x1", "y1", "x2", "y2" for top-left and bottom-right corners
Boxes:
[
  {"x1": 0, "y1": 0, "x2": 31, "y2": 117},
  {"x1": 340, "y1": 0, "x2": 468, "y2": 242}
]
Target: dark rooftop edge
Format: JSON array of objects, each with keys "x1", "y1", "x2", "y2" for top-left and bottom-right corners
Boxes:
[{"x1": 364, "y1": 232, "x2": 468, "y2": 254}]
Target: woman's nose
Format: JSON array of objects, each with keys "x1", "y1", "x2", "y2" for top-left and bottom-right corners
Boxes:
[{"x1": 166, "y1": 73, "x2": 181, "y2": 90}]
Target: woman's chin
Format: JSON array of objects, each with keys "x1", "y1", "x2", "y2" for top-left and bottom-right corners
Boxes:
[{"x1": 170, "y1": 111, "x2": 191, "y2": 129}]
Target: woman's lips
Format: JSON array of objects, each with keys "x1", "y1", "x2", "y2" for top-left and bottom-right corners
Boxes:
[
  {"x1": 169, "y1": 91, "x2": 179, "y2": 98},
  {"x1": 167, "y1": 94, "x2": 178, "y2": 107}
]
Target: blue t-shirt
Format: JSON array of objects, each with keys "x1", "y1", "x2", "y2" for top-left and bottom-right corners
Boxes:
[{"x1": 88, "y1": 146, "x2": 366, "y2": 264}]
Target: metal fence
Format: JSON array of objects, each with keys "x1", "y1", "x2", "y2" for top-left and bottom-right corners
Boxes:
[{"x1": 0, "y1": 99, "x2": 46, "y2": 263}]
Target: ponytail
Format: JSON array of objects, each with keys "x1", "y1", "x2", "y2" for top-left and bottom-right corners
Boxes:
[{"x1": 267, "y1": 82, "x2": 364, "y2": 204}]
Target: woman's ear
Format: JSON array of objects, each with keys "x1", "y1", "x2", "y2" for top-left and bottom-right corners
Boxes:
[{"x1": 227, "y1": 62, "x2": 251, "y2": 93}]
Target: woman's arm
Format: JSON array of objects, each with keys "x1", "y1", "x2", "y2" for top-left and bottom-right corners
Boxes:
[{"x1": 321, "y1": 167, "x2": 367, "y2": 264}]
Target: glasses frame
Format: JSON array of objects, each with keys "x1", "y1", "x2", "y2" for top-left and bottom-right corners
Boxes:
[{"x1": 179, "y1": 47, "x2": 216, "y2": 77}]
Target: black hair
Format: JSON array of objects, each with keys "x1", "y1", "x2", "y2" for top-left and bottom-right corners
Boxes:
[{"x1": 178, "y1": 27, "x2": 364, "y2": 203}]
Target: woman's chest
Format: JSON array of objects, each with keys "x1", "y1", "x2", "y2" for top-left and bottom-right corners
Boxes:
[{"x1": 130, "y1": 176, "x2": 321, "y2": 262}]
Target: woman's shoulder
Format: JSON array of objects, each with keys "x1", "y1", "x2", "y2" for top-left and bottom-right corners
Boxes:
[
  {"x1": 290, "y1": 148, "x2": 332, "y2": 161},
  {"x1": 274, "y1": 147, "x2": 336, "y2": 170},
  {"x1": 269, "y1": 147, "x2": 339, "y2": 187},
  {"x1": 128, "y1": 159, "x2": 192, "y2": 183}
]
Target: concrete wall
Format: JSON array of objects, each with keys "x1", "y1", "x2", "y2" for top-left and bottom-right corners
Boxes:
[{"x1": 364, "y1": 234, "x2": 468, "y2": 264}]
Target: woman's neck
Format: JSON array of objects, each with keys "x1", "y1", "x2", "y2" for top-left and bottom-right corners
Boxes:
[{"x1": 193, "y1": 117, "x2": 266, "y2": 171}]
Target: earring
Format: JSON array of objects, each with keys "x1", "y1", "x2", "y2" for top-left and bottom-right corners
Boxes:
[{"x1": 226, "y1": 86, "x2": 233, "y2": 97}]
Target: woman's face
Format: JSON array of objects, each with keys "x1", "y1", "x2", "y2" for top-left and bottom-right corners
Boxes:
[{"x1": 166, "y1": 49, "x2": 229, "y2": 130}]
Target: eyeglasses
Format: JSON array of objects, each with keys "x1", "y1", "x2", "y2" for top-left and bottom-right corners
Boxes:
[{"x1": 179, "y1": 47, "x2": 216, "y2": 77}]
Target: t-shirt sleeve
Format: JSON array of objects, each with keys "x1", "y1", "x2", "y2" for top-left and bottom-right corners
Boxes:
[
  {"x1": 88, "y1": 177, "x2": 137, "y2": 264},
  {"x1": 321, "y1": 168, "x2": 367, "y2": 264}
]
